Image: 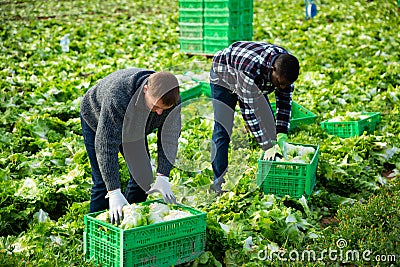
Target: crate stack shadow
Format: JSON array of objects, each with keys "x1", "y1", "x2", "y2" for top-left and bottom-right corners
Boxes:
[{"x1": 179, "y1": 0, "x2": 254, "y2": 55}]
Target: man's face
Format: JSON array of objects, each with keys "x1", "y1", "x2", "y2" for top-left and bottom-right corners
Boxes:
[
  {"x1": 143, "y1": 85, "x2": 172, "y2": 115},
  {"x1": 270, "y1": 69, "x2": 291, "y2": 90}
]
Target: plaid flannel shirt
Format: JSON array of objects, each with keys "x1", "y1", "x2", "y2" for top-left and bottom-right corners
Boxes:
[{"x1": 211, "y1": 41, "x2": 294, "y2": 148}]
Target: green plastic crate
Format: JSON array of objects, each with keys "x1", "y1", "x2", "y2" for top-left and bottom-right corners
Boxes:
[
  {"x1": 204, "y1": 0, "x2": 253, "y2": 10},
  {"x1": 179, "y1": 0, "x2": 204, "y2": 9},
  {"x1": 204, "y1": 0, "x2": 241, "y2": 10},
  {"x1": 180, "y1": 23, "x2": 203, "y2": 38},
  {"x1": 320, "y1": 112, "x2": 381, "y2": 138},
  {"x1": 203, "y1": 24, "x2": 240, "y2": 40},
  {"x1": 179, "y1": 9, "x2": 203, "y2": 23},
  {"x1": 257, "y1": 143, "x2": 320, "y2": 199},
  {"x1": 240, "y1": 24, "x2": 253, "y2": 40},
  {"x1": 84, "y1": 199, "x2": 206, "y2": 267},
  {"x1": 204, "y1": 23, "x2": 252, "y2": 40},
  {"x1": 179, "y1": 38, "x2": 203, "y2": 53},
  {"x1": 204, "y1": 38, "x2": 237, "y2": 53},
  {"x1": 241, "y1": 9, "x2": 254, "y2": 24},
  {"x1": 198, "y1": 81, "x2": 211, "y2": 97},
  {"x1": 203, "y1": 9, "x2": 242, "y2": 25},
  {"x1": 270, "y1": 101, "x2": 317, "y2": 131},
  {"x1": 180, "y1": 82, "x2": 211, "y2": 103}
]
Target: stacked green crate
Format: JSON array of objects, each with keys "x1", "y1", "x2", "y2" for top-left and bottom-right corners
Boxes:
[
  {"x1": 179, "y1": 0, "x2": 204, "y2": 54},
  {"x1": 203, "y1": 0, "x2": 253, "y2": 54}
]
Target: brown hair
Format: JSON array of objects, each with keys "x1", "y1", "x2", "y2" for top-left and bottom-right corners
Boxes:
[{"x1": 147, "y1": 71, "x2": 180, "y2": 106}]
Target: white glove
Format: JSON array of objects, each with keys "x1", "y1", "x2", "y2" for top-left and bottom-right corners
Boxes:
[
  {"x1": 264, "y1": 146, "x2": 277, "y2": 161},
  {"x1": 146, "y1": 175, "x2": 176, "y2": 204},
  {"x1": 106, "y1": 188, "x2": 129, "y2": 225}
]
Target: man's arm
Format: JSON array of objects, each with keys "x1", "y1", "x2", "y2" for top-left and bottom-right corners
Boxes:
[
  {"x1": 156, "y1": 104, "x2": 181, "y2": 176},
  {"x1": 95, "y1": 97, "x2": 125, "y2": 191},
  {"x1": 275, "y1": 84, "x2": 293, "y2": 134},
  {"x1": 237, "y1": 74, "x2": 277, "y2": 151},
  {"x1": 123, "y1": 138, "x2": 154, "y2": 191}
]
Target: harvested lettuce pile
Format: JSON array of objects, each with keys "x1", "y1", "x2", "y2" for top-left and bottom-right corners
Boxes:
[
  {"x1": 326, "y1": 112, "x2": 370, "y2": 122},
  {"x1": 264, "y1": 144, "x2": 316, "y2": 164},
  {"x1": 95, "y1": 202, "x2": 192, "y2": 229}
]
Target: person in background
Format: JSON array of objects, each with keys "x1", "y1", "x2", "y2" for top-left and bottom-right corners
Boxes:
[
  {"x1": 209, "y1": 41, "x2": 300, "y2": 193},
  {"x1": 80, "y1": 69, "x2": 181, "y2": 224}
]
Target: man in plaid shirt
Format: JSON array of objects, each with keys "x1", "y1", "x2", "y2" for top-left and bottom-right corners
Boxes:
[{"x1": 210, "y1": 41, "x2": 300, "y2": 193}]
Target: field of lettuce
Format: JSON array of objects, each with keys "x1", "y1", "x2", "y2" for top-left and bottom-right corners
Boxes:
[{"x1": 1, "y1": 0, "x2": 399, "y2": 266}]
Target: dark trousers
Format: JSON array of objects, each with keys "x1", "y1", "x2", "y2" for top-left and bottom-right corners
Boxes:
[
  {"x1": 80, "y1": 116, "x2": 147, "y2": 213},
  {"x1": 211, "y1": 82, "x2": 270, "y2": 181},
  {"x1": 211, "y1": 82, "x2": 237, "y2": 180}
]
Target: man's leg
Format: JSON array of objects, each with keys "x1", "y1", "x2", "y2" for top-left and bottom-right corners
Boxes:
[
  {"x1": 211, "y1": 82, "x2": 238, "y2": 181},
  {"x1": 81, "y1": 116, "x2": 108, "y2": 213}
]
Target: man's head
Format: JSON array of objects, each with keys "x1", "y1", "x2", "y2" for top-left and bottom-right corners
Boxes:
[
  {"x1": 270, "y1": 54, "x2": 300, "y2": 90},
  {"x1": 144, "y1": 71, "x2": 180, "y2": 115}
]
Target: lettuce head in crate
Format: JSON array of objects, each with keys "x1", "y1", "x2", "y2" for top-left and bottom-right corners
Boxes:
[
  {"x1": 95, "y1": 202, "x2": 192, "y2": 229},
  {"x1": 264, "y1": 143, "x2": 316, "y2": 163}
]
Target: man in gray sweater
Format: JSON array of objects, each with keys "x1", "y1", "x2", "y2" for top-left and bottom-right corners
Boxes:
[{"x1": 80, "y1": 68, "x2": 181, "y2": 224}]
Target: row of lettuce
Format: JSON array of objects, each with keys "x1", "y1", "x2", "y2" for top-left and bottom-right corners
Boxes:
[{"x1": 1, "y1": 0, "x2": 400, "y2": 266}]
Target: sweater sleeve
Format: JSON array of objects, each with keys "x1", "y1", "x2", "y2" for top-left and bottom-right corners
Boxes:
[
  {"x1": 95, "y1": 96, "x2": 125, "y2": 191},
  {"x1": 156, "y1": 103, "x2": 181, "y2": 176}
]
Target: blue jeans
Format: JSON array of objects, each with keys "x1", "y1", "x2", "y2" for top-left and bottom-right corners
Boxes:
[
  {"x1": 211, "y1": 82, "x2": 238, "y2": 181},
  {"x1": 80, "y1": 116, "x2": 147, "y2": 213},
  {"x1": 211, "y1": 82, "x2": 271, "y2": 181}
]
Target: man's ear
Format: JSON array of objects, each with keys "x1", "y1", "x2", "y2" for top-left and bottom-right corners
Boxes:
[{"x1": 143, "y1": 84, "x2": 148, "y2": 93}]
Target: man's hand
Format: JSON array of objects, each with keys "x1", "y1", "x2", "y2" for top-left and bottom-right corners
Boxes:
[
  {"x1": 146, "y1": 175, "x2": 176, "y2": 204},
  {"x1": 106, "y1": 188, "x2": 129, "y2": 225},
  {"x1": 263, "y1": 146, "x2": 277, "y2": 161},
  {"x1": 277, "y1": 133, "x2": 288, "y2": 159}
]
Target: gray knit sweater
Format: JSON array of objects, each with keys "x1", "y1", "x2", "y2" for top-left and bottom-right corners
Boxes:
[{"x1": 80, "y1": 68, "x2": 181, "y2": 191}]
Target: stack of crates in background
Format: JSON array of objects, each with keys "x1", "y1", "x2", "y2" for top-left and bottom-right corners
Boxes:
[
  {"x1": 179, "y1": 0, "x2": 204, "y2": 54},
  {"x1": 203, "y1": 0, "x2": 253, "y2": 54},
  {"x1": 179, "y1": 0, "x2": 254, "y2": 55}
]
